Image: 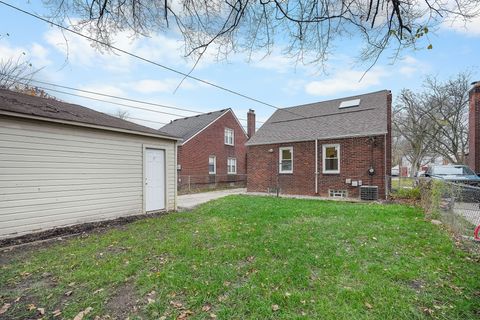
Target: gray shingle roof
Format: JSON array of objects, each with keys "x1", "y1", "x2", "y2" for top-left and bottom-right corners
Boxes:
[
  {"x1": 246, "y1": 90, "x2": 390, "y2": 146},
  {"x1": 0, "y1": 89, "x2": 179, "y2": 140},
  {"x1": 160, "y1": 109, "x2": 229, "y2": 143}
]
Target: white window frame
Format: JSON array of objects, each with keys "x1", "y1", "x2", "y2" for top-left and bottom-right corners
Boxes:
[
  {"x1": 279, "y1": 146, "x2": 293, "y2": 174},
  {"x1": 323, "y1": 144, "x2": 340, "y2": 174},
  {"x1": 224, "y1": 128, "x2": 234, "y2": 146},
  {"x1": 227, "y1": 157, "x2": 237, "y2": 174},
  {"x1": 208, "y1": 155, "x2": 216, "y2": 175}
]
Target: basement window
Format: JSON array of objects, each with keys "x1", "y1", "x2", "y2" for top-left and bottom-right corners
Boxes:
[{"x1": 329, "y1": 189, "x2": 347, "y2": 198}]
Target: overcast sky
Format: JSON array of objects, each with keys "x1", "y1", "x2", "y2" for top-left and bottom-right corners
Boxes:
[{"x1": 0, "y1": 1, "x2": 479, "y2": 130}]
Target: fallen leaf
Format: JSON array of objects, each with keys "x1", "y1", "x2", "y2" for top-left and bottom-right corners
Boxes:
[
  {"x1": 272, "y1": 304, "x2": 280, "y2": 311},
  {"x1": 27, "y1": 304, "x2": 36, "y2": 311},
  {"x1": 178, "y1": 310, "x2": 193, "y2": 319},
  {"x1": 147, "y1": 298, "x2": 155, "y2": 304},
  {"x1": 365, "y1": 302, "x2": 373, "y2": 309},
  {"x1": 246, "y1": 256, "x2": 255, "y2": 262},
  {"x1": 37, "y1": 307, "x2": 45, "y2": 315},
  {"x1": 209, "y1": 313, "x2": 217, "y2": 319},
  {"x1": 285, "y1": 292, "x2": 291, "y2": 297},
  {"x1": 0, "y1": 303, "x2": 11, "y2": 315},
  {"x1": 201, "y1": 304, "x2": 212, "y2": 312},
  {"x1": 73, "y1": 307, "x2": 93, "y2": 320},
  {"x1": 68, "y1": 282, "x2": 76, "y2": 287},
  {"x1": 372, "y1": 237, "x2": 378, "y2": 241},
  {"x1": 14, "y1": 297, "x2": 21, "y2": 303},
  {"x1": 65, "y1": 290, "x2": 73, "y2": 296},
  {"x1": 169, "y1": 300, "x2": 183, "y2": 309},
  {"x1": 217, "y1": 294, "x2": 228, "y2": 302},
  {"x1": 423, "y1": 307, "x2": 434, "y2": 315},
  {"x1": 93, "y1": 288, "x2": 104, "y2": 294},
  {"x1": 52, "y1": 309, "x2": 62, "y2": 318}
]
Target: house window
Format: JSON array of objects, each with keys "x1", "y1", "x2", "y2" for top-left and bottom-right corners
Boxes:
[
  {"x1": 227, "y1": 158, "x2": 237, "y2": 174},
  {"x1": 225, "y1": 128, "x2": 234, "y2": 145},
  {"x1": 323, "y1": 144, "x2": 340, "y2": 174},
  {"x1": 208, "y1": 155, "x2": 216, "y2": 174},
  {"x1": 279, "y1": 147, "x2": 293, "y2": 174}
]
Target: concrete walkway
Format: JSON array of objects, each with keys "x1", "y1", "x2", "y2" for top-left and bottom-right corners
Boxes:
[{"x1": 178, "y1": 188, "x2": 246, "y2": 210}]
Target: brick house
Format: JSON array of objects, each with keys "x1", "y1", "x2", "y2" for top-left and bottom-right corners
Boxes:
[
  {"x1": 467, "y1": 81, "x2": 480, "y2": 173},
  {"x1": 161, "y1": 108, "x2": 254, "y2": 191},
  {"x1": 246, "y1": 90, "x2": 392, "y2": 199}
]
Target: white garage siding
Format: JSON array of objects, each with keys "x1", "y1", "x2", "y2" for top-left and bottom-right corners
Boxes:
[{"x1": 0, "y1": 116, "x2": 177, "y2": 239}]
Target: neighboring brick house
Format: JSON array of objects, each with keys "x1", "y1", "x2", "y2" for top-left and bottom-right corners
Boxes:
[
  {"x1": 467, "y1": 81, "x2": 480, "y2": 173},
  {"x1": 246, "y1": 90, "x2": 392, "y2": 199},
  {"x1": 161, "y1": 108, "x2": 252, "y2": 191}
]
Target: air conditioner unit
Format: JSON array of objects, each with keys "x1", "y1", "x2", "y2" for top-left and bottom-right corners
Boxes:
[{"x1": 360, "y1": 186, "x2": 378, "y2": 201}]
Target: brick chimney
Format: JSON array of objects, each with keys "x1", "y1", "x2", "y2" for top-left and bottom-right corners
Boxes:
[
  {"x1": 247, "y1": 109, "x2": 256, "y2": 138},
  {"x1": 468, "y1": 81, "x2": 480, "y2": 173}
]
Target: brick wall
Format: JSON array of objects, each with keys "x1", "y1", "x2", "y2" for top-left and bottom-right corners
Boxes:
[
  {"x1": 247, "y1": 135, "x2": 389, "y2": 199},
  {"x1": 468, "y1": 82, "x2": 480, "y2": 173},
  {"x1": 178, "y1": 110, "x2": 248, "y2": 179}
]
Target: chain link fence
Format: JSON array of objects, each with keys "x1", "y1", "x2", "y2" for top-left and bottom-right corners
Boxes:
[
  {"x1": 178, "y1": 174, "x2": 247, "y2": 194},
  {"x1": 418, "y1": 179, "x2": 480, "y2": 254}
]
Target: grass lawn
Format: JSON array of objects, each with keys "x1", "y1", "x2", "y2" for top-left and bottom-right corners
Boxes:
[
  {"x1": 1, "y1": 195, "x2": 479, "y2": 319},
  {"x1": 391, "y1": 177, "x2": 416, "y2": 189}
]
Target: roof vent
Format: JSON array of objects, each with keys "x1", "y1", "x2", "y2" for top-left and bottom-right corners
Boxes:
[{"x1": 339, "y1": 99, "x2": 360, "y2": 109}]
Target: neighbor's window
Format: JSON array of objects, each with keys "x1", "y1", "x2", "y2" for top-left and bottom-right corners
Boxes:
[
  {"x1": 225, "y1": 128, "x2": 234, "y2": 145},
  {"x1": 227, "y1": 157, "x2": 237, "y2": 174},
  {"x1": 208, "y1": 155, "x2": 216, "y2": 174},
  {"x1": 279, "y1": 147, "x2": 293, "y2": 174},
  {"x1": 323, "y1": 144, "x2": 340, "y2": 174}
]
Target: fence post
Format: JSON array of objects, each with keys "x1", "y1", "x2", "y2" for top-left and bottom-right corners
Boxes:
[{"x1": 188, "y1": 175, "x2": 191, "y2": 192}]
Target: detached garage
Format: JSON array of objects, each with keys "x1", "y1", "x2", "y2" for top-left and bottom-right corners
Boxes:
[{"x1": 0, "y1": 89, "x2": 180, "y2": 239}]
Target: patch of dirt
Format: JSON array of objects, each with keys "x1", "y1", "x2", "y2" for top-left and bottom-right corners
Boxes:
[
  {"x1": 408, "y1": 279, "x2": 426, "y2": 293},
  {"x1": 0, "y1": 211, "x2": 172, "y2": 248},
  {"x1": 105, "y1": 281, "x2": 140, "y2": 319},
  {"x1": 0, "y1": 211, "x2": 173, "y2": 250}
]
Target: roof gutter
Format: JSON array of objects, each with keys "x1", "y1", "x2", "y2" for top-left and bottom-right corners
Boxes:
[
  {"x1": 246, "y1": 132, "x2": 388, "y2": 146},
  {"x1": 0, "y1": 111, "x2": 182, "y2": 141}
]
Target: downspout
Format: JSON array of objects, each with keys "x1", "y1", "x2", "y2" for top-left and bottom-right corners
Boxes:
[
  {"x1": 315, "y1": 139, "x2": 319, "y2": 194},
  {"x1": 174, "y1": 141, "x2": 178, "y2": 211},
  {"x1": 384, "y1": 133, "x2": 388, "y2": 199}
]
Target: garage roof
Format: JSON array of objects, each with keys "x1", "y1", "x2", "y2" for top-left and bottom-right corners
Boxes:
[{"x1": 0, "y1": 89, "x2": 181, "y2": 140}]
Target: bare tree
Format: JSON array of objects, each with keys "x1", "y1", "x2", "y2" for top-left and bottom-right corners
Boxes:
[
  {"x1": 42, "y1": 0, "x2": 480, "y2": 67},
  {"x1": 0, "y1": 56, "x2": 38, "y2": 90},
  {"x1": 393, "y1": 89, "x2": 438, "y2": 175},
  {"x1": 111, "y1": 108, "x2": 130, "y2": 120},
  {"x1": 422, "y1": 73, "x2": 470, "y2": 164},
  {"x1": 394, "y1": 72, "x2": 471, "y2": 172}
]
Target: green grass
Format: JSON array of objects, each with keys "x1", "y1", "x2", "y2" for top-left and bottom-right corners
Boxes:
[
  {"x1": 391, "y1": 187, "x2": 421, "y2": 200},
  {"x1": 1, "y1": 195, "x2": 479, "y2": 319},
  {"x1": 392, "y1": 177, "x2": 416, "y2": 189}
]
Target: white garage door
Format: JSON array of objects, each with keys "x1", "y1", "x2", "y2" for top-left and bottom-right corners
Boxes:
[{"x1": 145, "y1": 148, "x2": 166, "y2": 211}]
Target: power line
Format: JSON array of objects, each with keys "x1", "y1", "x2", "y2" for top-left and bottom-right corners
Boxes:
[
  {"x1": 6, "y1": 77, "x2": 253, "y2": 131},
  {"x1": 0, "y1": 0, "x2": 280, "y2": 111},
  {"x1": 0, "y1": 72, "x2": 264, "y2": 124}
]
